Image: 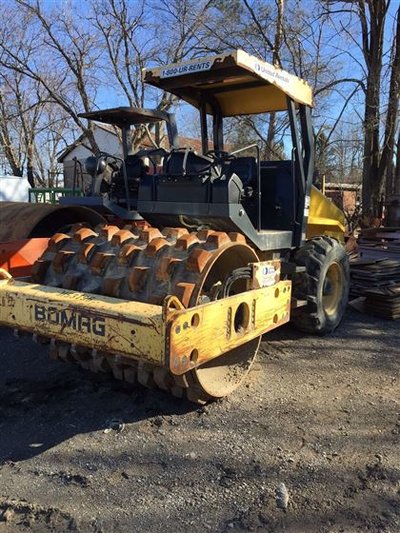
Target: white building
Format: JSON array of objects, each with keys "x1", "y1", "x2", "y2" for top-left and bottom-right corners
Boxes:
[{"x1": 58, "y1": 123, "x2": 122, "y2": 189}]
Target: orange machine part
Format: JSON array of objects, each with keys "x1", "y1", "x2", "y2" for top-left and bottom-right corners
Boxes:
[{"x1": 0, "y1": 238, "x2": 49, "y2": 278}]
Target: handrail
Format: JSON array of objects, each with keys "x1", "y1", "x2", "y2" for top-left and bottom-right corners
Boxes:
[{"x1": 29, "y1": 187, "x2": 83, "y2": 204}]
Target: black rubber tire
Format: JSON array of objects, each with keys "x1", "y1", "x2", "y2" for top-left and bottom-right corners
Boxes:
[{"x1": 291, "y1": 236, "x2": 350, "y2": 335}]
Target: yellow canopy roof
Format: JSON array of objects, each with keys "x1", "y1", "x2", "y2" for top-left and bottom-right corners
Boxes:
[{"x1": 143, "y1": 50, "x2": 313, "y2": 116}]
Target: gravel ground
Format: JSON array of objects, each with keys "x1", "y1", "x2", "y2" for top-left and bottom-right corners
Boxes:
[{"x1": 0, "y1": 308, "x2": 399, "y2": 532}]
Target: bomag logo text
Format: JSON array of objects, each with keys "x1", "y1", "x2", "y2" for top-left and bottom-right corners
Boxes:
[{"x1": 34, "y1": 304, "x2": 106, "y2": 337}]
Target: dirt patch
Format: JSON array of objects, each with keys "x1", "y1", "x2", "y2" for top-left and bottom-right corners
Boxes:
[
  {"x1": 0, "y1": 498, "x2": 78, "y2": 531},
  {"x1": 0, "y1": 309, "x2": 399, "y2": 532}
]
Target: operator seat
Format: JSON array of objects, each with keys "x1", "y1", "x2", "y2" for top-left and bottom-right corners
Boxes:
[
  {"x1": 225, "y1": 156, "x2": 257, "y2": 188},
  {"x1": 111, "y1": 154, "x2": 147, "y2": 199},
  {"x1": 163, "y1": 149, "x2": 214, "y2": 177}
]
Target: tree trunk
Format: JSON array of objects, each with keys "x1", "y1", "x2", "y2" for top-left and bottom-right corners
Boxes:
[
  {"x1": 265, "y1": 0, "x2": 284, "y2": 160},
  {"x1": 266, "y1": 113, "x2": 276, "y2": 159},
  {"x1": 85, "y1": 126, "x2": 100, "y2": 155},
  {"x1": 26, "y1": 143, "x2": 35, "y2": 187},
  {"x1": 381, "y1": 5, "x2": 400, "y2": 198},
  {"x1": 360, "y1": 0, "x2": 386, "y2": 217},
  {"x1": 361, "y1": 69, "x2": 382, "y2": 216},
  {"x1": 0, "y1": 125, "x2": 23, "y2": 177},
  {"x1": 395, "y1": 129, "x2": 400, "y2": 194}
]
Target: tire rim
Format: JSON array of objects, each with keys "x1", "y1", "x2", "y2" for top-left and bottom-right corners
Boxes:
[{"x1": 322, "y1": 262, "x2": 343, "y2": 316}]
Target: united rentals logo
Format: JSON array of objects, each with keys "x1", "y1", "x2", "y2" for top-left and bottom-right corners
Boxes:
[{"x1": 34, "y1": 304, "x2": 106, "y2": 337}]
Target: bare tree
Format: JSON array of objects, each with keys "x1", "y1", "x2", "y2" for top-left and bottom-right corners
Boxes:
[
  {"x1": 197, "y1": 1, "x2": 362, "y2": 163},
  {"x1": 381, "y1": 4, "x2": 400, "y2": 198},
  {"x1": 0, "y1": 69, "x2": 75, "y2": 186},
  {"x1": 2, "y1": 0, "x2": 397, "y2": 201},
  {"x1": 0, "y1": 86, "x2": 24, "y2": 177},
  {"x1": 89, "y1": 0, "x2": 215, "y2": 149},
  {"x1": 0, "y1": 0, "x2": 101, "y2": 154},
  {"x1": 359, "y1": 0, "x2": 399, "y2": 216},
  {"x1": 91, "y1": 0, "x2": 148, "y2": 109},
  {"x1": 240, "y1": 0, "x2": 285, "y2": 158},
  {"x1": 326, "y1": 0, "x2": 400, "y2": 217},
  {"x1": 395, "y1": 129, "x2": 400, "y2": 194},
  {"x1": 33, "y1": 107, "x2": 74, "y2": 187},
  {"x1": 0, "y1": 67, "x2": 46, "y2": 184}
]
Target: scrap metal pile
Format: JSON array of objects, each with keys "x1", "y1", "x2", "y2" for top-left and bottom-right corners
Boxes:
[
  {"x1": 364, "y1": 285, "x2": 400, "y2": 320},
  {"x1": 349, "y1": 227, "x2": 400, "y2": 319},
  {"x1": 357, "y1": 227, "x2": 400, "y2": 260}
]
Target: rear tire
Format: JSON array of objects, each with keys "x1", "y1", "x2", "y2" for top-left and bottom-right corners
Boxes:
[{"x1": 291, "y1": 236, "x2": 349, "y2": 335}]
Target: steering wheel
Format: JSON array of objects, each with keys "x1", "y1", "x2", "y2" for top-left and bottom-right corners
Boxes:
[{"x1": 205, "y1": 149, "x2": 236, "y2": 163}]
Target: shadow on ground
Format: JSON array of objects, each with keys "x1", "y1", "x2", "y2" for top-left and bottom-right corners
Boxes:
[{"x1": 0, "y1": 330, "x2": 196, "y2": 463}]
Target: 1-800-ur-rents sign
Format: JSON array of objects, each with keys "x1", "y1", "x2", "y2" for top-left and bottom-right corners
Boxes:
[{"x1": 160, "y1": 60, "x2": 212, "y2": 78}]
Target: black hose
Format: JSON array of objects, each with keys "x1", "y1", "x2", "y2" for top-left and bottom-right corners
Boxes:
[{"x1": 222, "y1": 267, "x2": 252, "y2": 298}]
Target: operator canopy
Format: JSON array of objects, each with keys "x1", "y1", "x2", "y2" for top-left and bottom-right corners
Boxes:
[
  {"x1": 79, "y1": 107, "x2": 172, "y2": 127},
  {"x1": 143, "y1": 49, "x2": 313, "y2": 116}
]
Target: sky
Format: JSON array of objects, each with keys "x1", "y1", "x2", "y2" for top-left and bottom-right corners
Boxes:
[
  {"x1": 136, "y1": 2, "x2": 396, "y2": 145},
  {"x1": 3, "y1": 0, "x2": 399, "y2": 162}
]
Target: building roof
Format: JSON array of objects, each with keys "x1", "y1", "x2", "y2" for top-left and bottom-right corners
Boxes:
[{"x1": 325, "y1": 182, "x2": 361, "y2": 191}]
